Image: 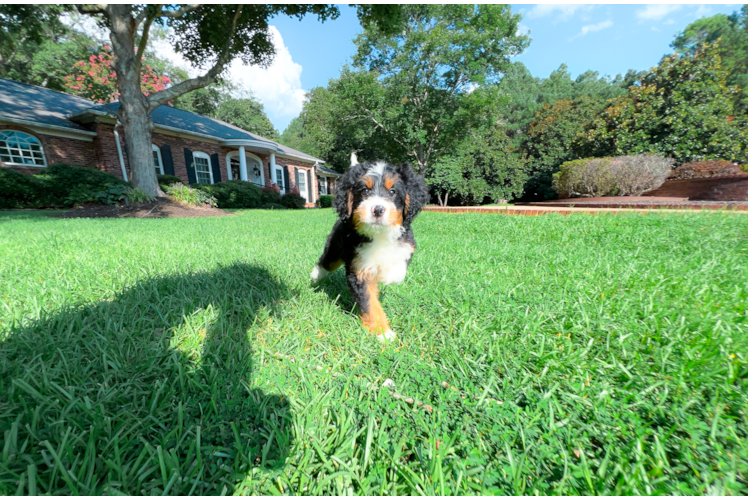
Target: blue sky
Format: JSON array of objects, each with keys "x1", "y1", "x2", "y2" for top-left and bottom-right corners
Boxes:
[{"x1": 257, "y1": 4, "x2": 743, "y2": 132}]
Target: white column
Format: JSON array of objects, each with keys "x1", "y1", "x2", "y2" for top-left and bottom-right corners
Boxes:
[
  {"x1": 270, "y1": 152, "x2": 277, "y2": 186},
  {"x1": 239, "y1": 146, "x2": 248, "y2": 181}
]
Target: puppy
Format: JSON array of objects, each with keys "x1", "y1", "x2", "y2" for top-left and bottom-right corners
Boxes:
[{"x1": 311, "y1": 161, "x2": 429, "y2": 341}]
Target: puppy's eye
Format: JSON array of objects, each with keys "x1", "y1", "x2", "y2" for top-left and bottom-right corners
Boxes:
[
  {"x1": 389, "y1": 189, "x2": 396, "y2": 196},
  {"x1": 363, "y1": 188, "x2": 371, "y2": 194}
]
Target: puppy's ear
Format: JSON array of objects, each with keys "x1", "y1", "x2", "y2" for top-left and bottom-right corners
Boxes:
[
  {"x1": 396, "y1": 163, "x2": 429, "y2": 225},
  {"x1": 333, "y1": 163, "x2": 365, "y2": 220}
]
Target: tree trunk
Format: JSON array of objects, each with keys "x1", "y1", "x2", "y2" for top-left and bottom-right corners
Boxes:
[{"x1": 108, "y1": 5, "x2": 162, "y2": 197}]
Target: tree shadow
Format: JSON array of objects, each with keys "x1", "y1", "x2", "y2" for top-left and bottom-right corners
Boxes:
[{"x1": 0, "y1": 263, "x2": 292, "y2": 495}]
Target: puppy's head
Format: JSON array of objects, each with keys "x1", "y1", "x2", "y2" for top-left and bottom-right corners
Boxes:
[{"x1": 333, "y1": 161, "x2": 429, "y2": 236}]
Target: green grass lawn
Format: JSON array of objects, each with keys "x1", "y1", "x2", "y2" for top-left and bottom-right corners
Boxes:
[{"x1": 1, "y1": 209, "x2": 747, "y2": 495}]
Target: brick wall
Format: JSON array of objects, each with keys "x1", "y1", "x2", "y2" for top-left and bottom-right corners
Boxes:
[
  {"x1": 272, "y1": 156, "x2": 317, "y2": 207},
  {"x1": 644, "y1": 175, "x2": 748, "y2": 201},
  {"x1": 0, "y1": 124, "x2": 97, "y2": 175}
]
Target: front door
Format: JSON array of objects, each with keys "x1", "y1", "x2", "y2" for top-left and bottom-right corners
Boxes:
[{"x1": 297, "y1": 169, "x2": 308, "y2": 203}]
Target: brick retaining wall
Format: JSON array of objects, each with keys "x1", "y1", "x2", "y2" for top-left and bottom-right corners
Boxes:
[{"x1": 643, "y1": 175, "x2": 748, "y2": 201}]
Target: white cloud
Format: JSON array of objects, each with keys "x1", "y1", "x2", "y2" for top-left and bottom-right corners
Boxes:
[
  {"x1": 636, "y1": 5, "x2": 682, "y2": 22},
  {"x1": 527, "y1": 4, "x2": 592, "y2": 22},
  {"x1": 151, "y1": 26, "x2": 305, "y2": 126},
  {"x1": 663, "y1": 19, "x2": 676, "y2": 25},
  {"x1": 693, "y1": 4, "x2": 712, "y2": 18},
  {"x1": 569, "y1": 20, "x2": 613, "y2": 41}
]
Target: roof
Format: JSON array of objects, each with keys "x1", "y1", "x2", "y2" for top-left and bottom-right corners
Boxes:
[
  {"x1": 0, "y1": 78, "x2": 96, "y2": 131},
  {"x1": 317, "y1": 164, "x2": 341, "y2": 176},
  {"x1": 0, "y1": 78, "x2": 324, "y2": 164}
]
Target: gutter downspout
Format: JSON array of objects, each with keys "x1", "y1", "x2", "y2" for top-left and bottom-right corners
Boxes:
[{"x1": 113, "y1": 122, "x2": 128, "y2": 182}]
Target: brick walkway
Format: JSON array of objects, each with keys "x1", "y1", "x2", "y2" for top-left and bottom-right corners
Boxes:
[{"x1": 423, "y1": 204, "x2": 748, "y2": 216}]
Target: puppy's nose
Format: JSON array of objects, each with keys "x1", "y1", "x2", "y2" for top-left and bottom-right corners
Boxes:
[{"x1": 372, "y1": 205, "x2": 385, "y2": 217}]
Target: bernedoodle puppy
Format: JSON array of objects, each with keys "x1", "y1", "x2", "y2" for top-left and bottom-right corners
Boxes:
[{"x1": 311, "y1": 161, "x2": 429, "y2": 341}]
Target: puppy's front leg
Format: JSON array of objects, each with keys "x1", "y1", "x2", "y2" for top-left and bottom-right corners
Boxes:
[{"x1": 346, "y1": 270, "x2": 396, "y2": 341}]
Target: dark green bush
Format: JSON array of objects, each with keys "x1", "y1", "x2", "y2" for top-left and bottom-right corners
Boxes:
[
  {"x1": 157, "y1": 174, "x2": 182, "y2": 189},
  {"x1": 261, "y1": 187, "x2": 282, "y2": 205},
  {"x1": 280, "y1": 193, "x2": 306, "y2": 209},
  {"x1": 258, "y1": 203, "x2": 286, "y2": 210},
  {"x1": 197, "y1": 180, "x2": 262, "y2": 208},
  {"x1": 0, "y1": 168, "x2": 48, "y2": 208},
  {"x1": 43, "y1": 164, "x2": 129, "y2": 204},
  {"x1": 319, "y1": 195, "x2": 333, "y2": 208}
]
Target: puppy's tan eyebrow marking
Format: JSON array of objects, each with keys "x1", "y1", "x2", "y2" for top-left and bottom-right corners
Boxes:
[
  {"x1": 384, "y1": 172, "x2": 400, "y2": 190},
  {"x1": 363, "y1": 176, "x2": 374, "y2": 189}
]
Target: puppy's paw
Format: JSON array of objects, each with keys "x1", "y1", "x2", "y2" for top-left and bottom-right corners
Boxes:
[
  {"x1": 376, "y1": 329, "x2": 397, "y2": 342},
  {"x1": 310, "y1": 265, "x2": 328, "y2": 284}
]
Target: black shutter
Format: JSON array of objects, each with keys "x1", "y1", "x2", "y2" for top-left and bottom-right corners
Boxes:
[
  {"x1": 283, "y1": 166, "x2": 290, "y2": 193},
  {"x1": 184, "y1": 149, "x2": 196, "y2": 185},
  {"x1": 295, "y1": 168, "x2": 300, "y2": 193},
  {"x1": 161, "y1": 144, "x2": 175, "y2": 175},
  {"x1": 210, "y1": 153, "x2": 221, "y2": 183},
  {"x1": 307, "y1": 170, "x2": 312, "y2": 203}
]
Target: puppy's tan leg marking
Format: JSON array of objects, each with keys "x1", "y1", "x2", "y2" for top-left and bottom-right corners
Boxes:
[{"x1": 360, "y1": 280, "x2": 396, "y2": 341}]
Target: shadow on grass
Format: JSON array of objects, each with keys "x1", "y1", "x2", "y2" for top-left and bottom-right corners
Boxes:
[{"x1": 0, "y1": 264, "x2": 292, "y2": 495}]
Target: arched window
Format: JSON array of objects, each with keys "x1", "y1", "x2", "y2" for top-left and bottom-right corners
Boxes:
[
  {"x1": 0, "y1": 130, "x2": 47, "y2": 167},
  {"x1": 152, "y1": 144, "x2": 164, "y2": 175},
  {"x1": 192, "y1": 151, "x2": 214, "y2": 184}
]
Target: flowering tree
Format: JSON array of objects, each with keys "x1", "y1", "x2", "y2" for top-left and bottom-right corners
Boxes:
[
  {"x1": 65, "y1": 4, "x2": 404, "y2": 197},
  {"x1": 64, "y1": 46, "x2": 170, "y2": 103}
]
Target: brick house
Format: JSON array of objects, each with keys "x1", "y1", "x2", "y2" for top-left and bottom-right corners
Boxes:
[{"x1": 0, "y1": 78, "x2": 339, "y2": 207}]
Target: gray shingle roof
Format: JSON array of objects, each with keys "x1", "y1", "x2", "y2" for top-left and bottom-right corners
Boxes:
[
  {"x1": 77, "y1": 102, "x2": 325, "y2": 164},
  {"x1": 0, "y1": 78, "x2": 95, "y2": 131},
  {"x1": 317, "y1": 165, "x2": 341, "y2": 176},
  {"x1": 0, "y1": 78, "x2": 324, "y2": 164}
]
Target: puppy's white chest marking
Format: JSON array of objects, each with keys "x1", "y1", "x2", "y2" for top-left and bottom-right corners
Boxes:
[{"x1": 355, "y1": 237, "x2": 413, "y2": 285}]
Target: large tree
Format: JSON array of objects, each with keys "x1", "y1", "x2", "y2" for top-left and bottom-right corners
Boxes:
[
  {"x1": 66, "y1": 4, "x2": 403, "y2": 196},
  {"x1": 336, "y1": 4, "x2": 529, "y2": 175},
  {"x1": 672, "y1": 5, "x2": 748, "y2": 112},
  {"x1": 213, "y1": 95, "x2": 279, "y2": 141},
  {"x1": 587, "y1": 42, "x2": 746, "y2": 165}
]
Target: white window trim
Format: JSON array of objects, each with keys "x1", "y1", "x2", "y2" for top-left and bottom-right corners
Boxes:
[
  {"x1": 298, "y1": 169, "x2": 308, "y2": 202},
  {"x1": 0, "y1": 130, "x2": 47, "y2": 167},
  {"x1": 193, "y1": 151, "x2": 214, "y2": 185},
  {"x1": 152, "y1": 144, "x2": 164, "y2": 175}
]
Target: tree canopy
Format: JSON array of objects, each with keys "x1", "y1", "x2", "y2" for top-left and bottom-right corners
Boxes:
[{"x1": 672, "y1": 5, "x2": 748, "y2": 112}]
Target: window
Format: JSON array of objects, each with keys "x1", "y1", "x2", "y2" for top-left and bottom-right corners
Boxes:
[
  {"x1": 0, "y1": 130, "x2": 46, "y2": 167},
  {"x1": 318, "y1": 176, "x2": 328, "y2": 195},
  {"x1": 152, "y1": 144, "x2": 164, "y2": 176},
  {"x1": 192, "y1": 152, "x2": 213, "y2": 184},
  {"x1": 298, "y1": 169, "x2": 308, "y2": 201},
  {"x1": 276, "y1": 167, "x2": 284, "y2": 191}
]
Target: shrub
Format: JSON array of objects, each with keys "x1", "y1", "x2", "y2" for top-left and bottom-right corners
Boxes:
[
  {"x1": 43, "y1": 164, "x2": 129, "y2": 204},
  {"x1": 157, "y1": 174, "x2": 182, "y2": 189},
  {"x1": 0, "y1": 168, "x2": 48, "y2": 208},
  {"x1": 280, "y1": 193, "x2": 306, "y2": 209},
  {"x1": 553, "y1": 158, "x2": 616, "y2": 199},
  {"x1": 94, "y1": 183, "x2": 130, "y2": 205},
  {"x1": 552, "y1": 154, "x2": 673, "y2": 198},
  {"x1": 198, "y1": 180, "x2": 262, "y2": 209},
  {"x1": 258, "y1": 202, "x2": 286, "y2": 210},
  {"x1": 609, "y1": 155, "x2": 674, "y2": 196},
  {"x1": 64, "y1": 185, "x2": 97, "y2": 206},
  {"x1": 318, "y1": 195, "x2": 333, "y2": 208},
  {"x1": 126, "y1": 187, "x2": 156, "y2": 204},
  {"x1": 164, "y1": 182, "x2": 216, "y2": 207},
  {"x1": 261, "y1": 186, "x2": 282, "y2": 205},
  {"x1": 668, "y1": 160, "x2": 745, "y2": 180}
]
